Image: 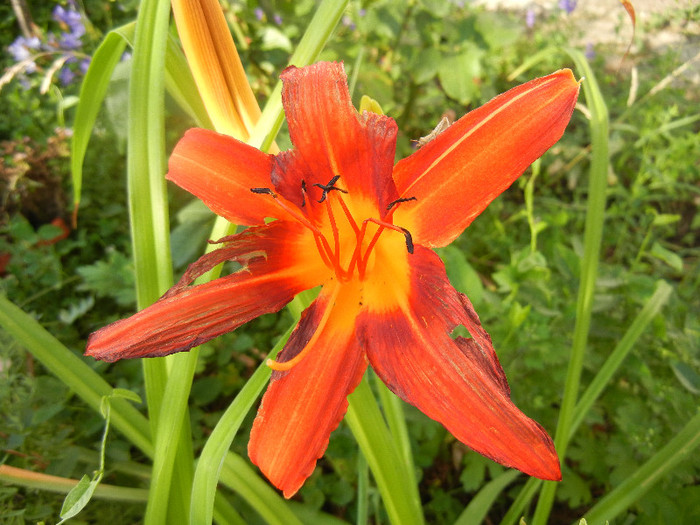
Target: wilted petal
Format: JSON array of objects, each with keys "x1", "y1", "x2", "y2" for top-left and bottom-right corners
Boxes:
[
  {"x1": 393, "y1": 70, "x2": 579, "y2": 248},
  {"x1": 86, "y1": 222, "x2": 325, "y2": 361},
  {"x1": 363, "y1": 247, "x2": 561, "y2": 480},
  {"x1": 249, "y1": 282, "x2": 367, "y2": 497}
]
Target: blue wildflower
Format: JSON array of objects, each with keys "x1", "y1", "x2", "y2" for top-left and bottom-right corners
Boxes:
[
  {"x1": 558, "y1": 0, "x2": 577, "y2": 14},
  {"x1": 79, "y1": 57, "x2": 91, "y2": 74},
  {"x1": 58, "y1": 66, "x2": 75, "y2": 85},
  {"x1": 585, "y1": 42, "x2": 595, "y2": 59}
]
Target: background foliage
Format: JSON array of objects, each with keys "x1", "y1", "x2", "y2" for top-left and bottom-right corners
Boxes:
[{"x1": 1, "y1": 0, "x2": 698, "y2": 523}]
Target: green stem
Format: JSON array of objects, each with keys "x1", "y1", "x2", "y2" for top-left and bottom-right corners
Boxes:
[
  {"x1": 127, "y1": 0, "x2": 194, "y2": 522},
  {"x1": 189, "y1": 327, "x2": 291, "y2": 525},
  {"x1": 532, "y1": 49, "x2": 610, "y2": 525},
  {"x1": 0, "y1": 465, "x2": 148, "y2": 503},
  {"x1": 346, "y1": 377, "x2": 424, "y2": 525}
]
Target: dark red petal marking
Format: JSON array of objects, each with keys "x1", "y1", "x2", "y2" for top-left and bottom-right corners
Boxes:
[
  {"x1": 278, "y1": 62, "x2": 400, "y2": 213},
  {"x1": 363, "y1": 247, "x2": 561, "y2": 481}
]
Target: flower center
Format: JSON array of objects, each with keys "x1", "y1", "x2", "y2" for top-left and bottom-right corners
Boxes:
[{"x1": 250, "y1": 176, "x2": 415, "y2": 284}]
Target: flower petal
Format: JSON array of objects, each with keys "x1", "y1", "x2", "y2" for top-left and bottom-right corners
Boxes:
[
  {"x1": 85, "y1": 222, "x2": 326, "y2": 362},
  {"x1": 167, "y1": 128, "x2": 289, "y2": 225},
  {"x1": 393, "y1": 70, "x2": 580, "y2": 247},
  {"x1": 279, "y1": 62, "x2": 399, "y2": 212},
  {"x1": 362, "y1": 247, "x2": 561, "y2": 480},
  {"x1": 248, "y1": 281, "x2": 367, "y2": 498}
]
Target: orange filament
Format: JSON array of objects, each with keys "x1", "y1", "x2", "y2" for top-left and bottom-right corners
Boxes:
[{"x1": 251, "y1": 179, "x2": 415, "y2": 284}]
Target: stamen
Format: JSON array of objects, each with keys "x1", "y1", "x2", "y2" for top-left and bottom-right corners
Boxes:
[
  {"x1": 249, "y1": 186, "x2": 321, "y2": 235},
  {"x1": 386, "y1": 196, "x2": 417, "y2": 211},
  {"x1": 313, "y1": 175, "x2": 348, "y2": 203},
  {"x1": 325, "y1": 198, "x2": 342, "y2": 274},
  {"x1": 358, "y1": 218, "x2": 414, "y2": 276},
  {"x1": 300, "y1": 180, "x2": 307, "y2": 207},
  {"x1": 250, "y1": 187, "x2": 275, "y2": 195}
]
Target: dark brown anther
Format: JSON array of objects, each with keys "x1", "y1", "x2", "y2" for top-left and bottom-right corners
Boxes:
[
  {"x1": 386, "y1": 196, "x2": 417, "y2": 211},
  {"x1": 250, "y1": 187, "x2": 276, "y2": 197},
  {"x1": 300, "y1": 180, "x2": 307, "y2": 207},
  {"x1": 400, "y1": 227, "x2": 414, "y2": 254},
  {"x1": 313, "y1": 175, "x2": 348, "y2": 203}
]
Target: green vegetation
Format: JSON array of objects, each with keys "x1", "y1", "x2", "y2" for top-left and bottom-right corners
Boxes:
[{"x1": 1, "y1": 1, "x2": 698, "y2": 523}]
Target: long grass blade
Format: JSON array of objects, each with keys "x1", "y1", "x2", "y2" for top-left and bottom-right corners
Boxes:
[
  {"x1": 582, "y1": 411, "x2": 700, "y2": 523},
  {"x1": 0, "y1": 295, "x2": 152, "y2": 456},
  {"x1": 570, "y1": 280, "x2": 673, "y2": 435},
  {"x1": 70, "y1": 25, "x2": 130, "y2": 221},
  {"x1": 532, "y1": 48, "x2": 610, "y2": 525}
]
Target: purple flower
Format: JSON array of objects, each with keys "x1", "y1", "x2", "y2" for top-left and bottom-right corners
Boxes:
[
  {"x1": 584, "y1": 42, "x2": 596, "y2": 59},
  {"x1": 7, "y1": 36, "x2": 40, "y2": 73},
  {"x1": 79, "y1": 57, "x2": 91, "y2": 74},
  {"x1": 59, "y1": 32, "x2": 82, "y2": 50},
  {"x1": 525, "y1": 8, "x2": 536, "y2": 28},
  {"x1": 558, "y1": 0, "x2": 577, "y2": 14},
  {"x1": 273, "y1": 14, "x2": 282, "y2": 26},
  {"x1": 8, "y1": 36, "x2": 40, "y2": 61},
  {"x1": 254, "y1": 7, "x2": 264, "y2": 21},
  {"x1": 342, "y1": 15, "x2": 356, "y2": 30},
  {"x1": 8, "y1": 38, "x2": 32, "y2": 62},
  {"x1": 358, "y1": 8, "x2": 366, "y2": 17},
  {"x1": 58, "y1": 66, "x2": 75, "y2": 85},
  {"x1": 53, "y1": 4, "x2": 86, "y2": 38}
]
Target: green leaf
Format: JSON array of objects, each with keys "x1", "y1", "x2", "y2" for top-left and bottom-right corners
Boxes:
[
  {"x1": 439, "y1": 245, "x2": 485, "y2": 307},
  {"x1": 649, "y1": 241, "x2": 683, "y2": 272},
  {"x1": 58, "y1": 475, "x2": 99, "y2": 524},
  {"x1": 71, "y1": 24, "x2": 131, "y2": 212},
  {"x1": 532, "y1": 47, "x2": 611, "y2": 525},
  {"x1": 671, "y1": 361, "x2": 700, "y2": 395},
  {"x1": 437, "y1": 45, "x2": 483, "y2": 105},
  {"x1": 455, "y1": 470, "x2": 520, "y2": 525},
  {"x1": 112, "y1": 388, "x2": 144, "y2": 405}
]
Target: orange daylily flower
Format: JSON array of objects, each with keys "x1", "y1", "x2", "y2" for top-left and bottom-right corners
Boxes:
[{"x1": 86, "y1": 62, "x2": 579, "y2": 497}]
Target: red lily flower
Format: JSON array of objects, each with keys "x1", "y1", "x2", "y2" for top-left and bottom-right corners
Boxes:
[{"x1": 86, "y1": 62, "x2": 579, "y2": 497}]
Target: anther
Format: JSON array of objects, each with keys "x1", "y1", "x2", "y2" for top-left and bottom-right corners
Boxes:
[
  {"x1": 399, "y1": 227, "x2": 414, "y2": 254},
  {"x1": 300, "y1": 180, "x2": 307, "y2": 207},
  {"x1": 386, "y1": 196, "x2": 417, "y2": 211},
  {"x1": 313, "y1": 175, "x2": 348, "y2": 203},
  {"x1": 250, "y1": 187, "x2": 276, "y2": 196}
]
